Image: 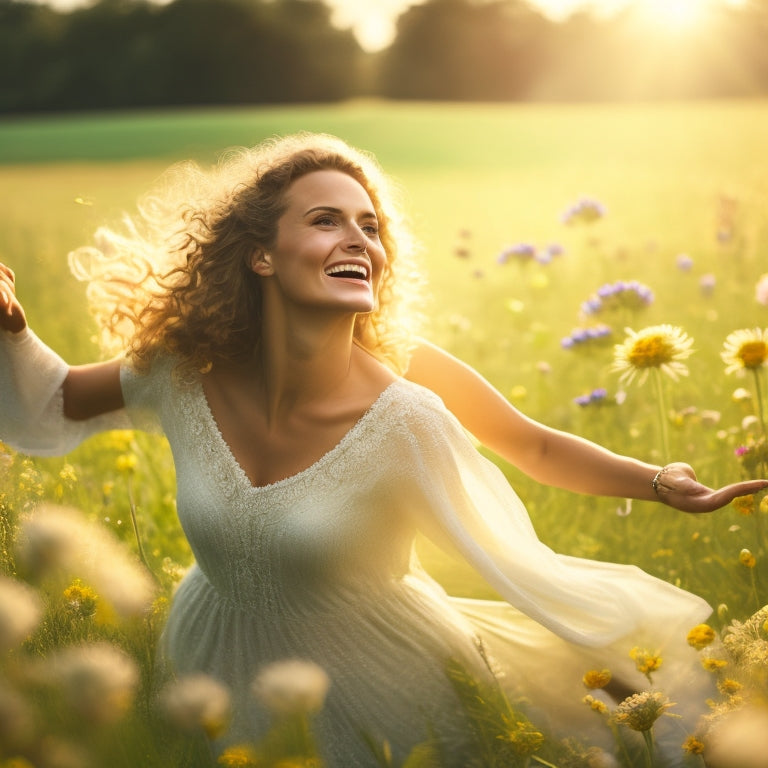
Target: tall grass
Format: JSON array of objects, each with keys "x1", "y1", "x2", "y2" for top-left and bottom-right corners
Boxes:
[{"x1": 1, "y1": 101, "x2": 768, "y2": 766}]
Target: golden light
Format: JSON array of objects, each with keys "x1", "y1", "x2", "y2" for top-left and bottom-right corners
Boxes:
[{"x1": 634, "y1": 0, "x2": 707, "y2": 29}]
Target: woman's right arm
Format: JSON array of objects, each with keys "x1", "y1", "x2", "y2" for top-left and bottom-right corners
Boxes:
[{"x1": 0, "y1": 262, "x2": 127, "y2": 455}]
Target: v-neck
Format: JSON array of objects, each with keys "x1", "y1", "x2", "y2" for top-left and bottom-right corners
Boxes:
[{"x1": 192, "y1": 377, "x2": 402, "y2": 493}]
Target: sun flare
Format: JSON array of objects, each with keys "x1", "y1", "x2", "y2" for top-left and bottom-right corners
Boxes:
[{"x1": 637, "y1": 0, "x2": 704, "y2": 28}]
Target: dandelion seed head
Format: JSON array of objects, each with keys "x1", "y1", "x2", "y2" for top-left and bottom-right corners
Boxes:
[
  {"x1": 159, "y1": 673, "x2": 232, "y2": 739},
  {"x1": 0, "y1": 576, "x2": 42, "y2": 652},
  {"x1": 44, "y1": 642, "x2": 139, "y2": 724},
  {"x1": 705, "y1": 705, "x2": 768, "y2": 767},
  {"x1": 15, "y1": 505, "x2": 155, "y2": 619},
  {"x1": 0, "y1": 685, "x2": 36, "y2": 751},
  {"x1": 252, "y1": 659, "x2": 330, "y2": 716}
]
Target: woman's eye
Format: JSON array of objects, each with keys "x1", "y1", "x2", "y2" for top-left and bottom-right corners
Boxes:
[
  {"x1": 314, "y1": 216, "x2": 336, "y2": 226},
  {"x1": 363, "y1": 224, "x2": 379, "y2": 236}
]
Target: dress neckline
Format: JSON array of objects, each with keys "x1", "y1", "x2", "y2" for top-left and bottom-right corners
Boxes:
[{"x1": 193, "y1": 377, "x2": 404, "y2": 493}]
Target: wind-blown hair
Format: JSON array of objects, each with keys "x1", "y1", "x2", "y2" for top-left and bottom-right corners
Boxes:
[{"x1": 69, "y1": 133, "x2": 423, "y2": 375}]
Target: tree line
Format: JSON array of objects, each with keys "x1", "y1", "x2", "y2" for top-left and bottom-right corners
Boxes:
[{"x1": 2, "y1": 0, "x2": 768, "y2": 113}]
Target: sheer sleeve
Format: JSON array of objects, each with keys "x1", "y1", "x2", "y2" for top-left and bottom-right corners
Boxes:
[
  {"x1": 0, "y1": 328, "x2": 131, "y2": 456},
  {"x1": 399, "y1": 382, "x2": 711, "y2": 649}
]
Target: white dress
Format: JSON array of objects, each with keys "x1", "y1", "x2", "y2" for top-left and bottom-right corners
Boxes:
[{"x1": 120, "y1": 358, "x2": 712, "y2": 765}]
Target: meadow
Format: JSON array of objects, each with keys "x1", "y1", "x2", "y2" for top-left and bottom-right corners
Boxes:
[{"x1": 1, "y1": 100, "x2": 768, "y2": 766}]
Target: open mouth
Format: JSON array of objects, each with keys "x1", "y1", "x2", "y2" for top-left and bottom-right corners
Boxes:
[{"x1": 324, "y1": 263, "x2": 369, "y2": 281}]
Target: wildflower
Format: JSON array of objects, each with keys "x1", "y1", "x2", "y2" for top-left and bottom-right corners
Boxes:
[
  {"x1": 574, "y1": 388, "x2": 611, "y2": 408},
  {"x1": 535, "y1": 243, "x2": 564, "y2": 264},
  {"x1": 687, "y1": 623, "x2": 716, "y2": 650},
  {"x1": 115, "y1": 453, "x2": 138, "y2": 474},
  {"x1": 612, "y1": 325, "x2": 694, "y2": 386},
  {"x1": 718, "y1": 678, "x2": 742, "y2": 696},
  {"x1": 583, "y1": 694, "x2": 608, "y2": 714},
  {"x1": 43, "y1": 642, "x2": 139, "y2": 724},
  {"x1": 0, "y1": 576, "x2": 42, "y2": 652},
  {"x1": 739, "y1": 548, "x2": 757, "y2": 568},
  {"x1": 682, "y1": 735, "x2": 705, "y2": 755},
  {"x1": 733, "y1": 387, "x2": 753, "y2": 402},
  {"x1": 217, "y1": 745, "x2": 260, "y2": 767},
  {"x1": 722, "y1": 328, "x2": 768, "y2": 374},
  {"x1": 629, "y1": 647, "x2": 663, "y2": 679},
  {"x1": 580, "y1": 281, "x2": 654, "y2": 317},
  {"x1": 508, "y1": 385, "x2": 527, "y2": 401},
  {"x1": 732, "y1": 495, "x2": 755, "y2": 516},
  {"x1": 561, "y1": 324, "x2": 612, "y2": 351},
  {"x1": 675, "y1": 253, "x2": 694, "y2": 271},
  {"x1": 700, "y1": 273, "x2": 716, "y2": 295},
  {"x1": 15, "y1": 505, "x2": 155, "y2": 619},
  {"x1": 583, "y1": 669, "x2": 612, "y2": 689},
  {"x1": 613, "y1": 690, "x2": 676, "y2": 732},
  {"x1": 159, "y1": 673, "x2": 232, "y2": 739},
  {"x1": 63, "y1": 578, "x2": 98, "y2": 619},
  {"x1": 701, "y1": 656, "x2": 728, "y2": 672},
  {"x1": 252, "y1": 660, "x2": 330, "y2": 716},
  {"x1": 499, "y1": 717, "x2": 545, "y2": 755},
  {"x1": 756, "y1": 274, "x2": 768, "y2": 306},
  {"x1": 497, "y1": 243, "x2": 536, "y2": 265},
  {"x1": 561, "y1": 197, "x2": 606, "y2": 226}
]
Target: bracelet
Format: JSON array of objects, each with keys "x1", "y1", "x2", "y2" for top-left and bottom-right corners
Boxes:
[{"x1": 651, "y1": 465, "x2": 671, "y2": 496}]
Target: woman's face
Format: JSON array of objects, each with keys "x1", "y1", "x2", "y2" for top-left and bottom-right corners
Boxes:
[{"x1": 253, "y1": 169, "x2": 387, "y2": 316}]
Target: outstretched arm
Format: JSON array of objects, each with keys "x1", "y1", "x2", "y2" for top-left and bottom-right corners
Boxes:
[
  {"x1": 0, "y1": 262, "x2": 127, "y2": 456},
  {"x1": 405, "y1": 339, "x2": 767, "y2": 513}
]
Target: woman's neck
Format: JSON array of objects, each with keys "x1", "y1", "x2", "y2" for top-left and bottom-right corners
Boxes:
[{"x1": 255, "y1": 312, "x2": 359, "y2": 423}]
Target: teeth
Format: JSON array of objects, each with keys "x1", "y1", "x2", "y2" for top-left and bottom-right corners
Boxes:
[{"x1": 325, "y1": 263, "x2": 368, "y2": 278}]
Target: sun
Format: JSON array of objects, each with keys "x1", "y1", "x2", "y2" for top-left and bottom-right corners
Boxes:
[{"x1": 636, "y1": 0, "x2": 705, "y2": 29}]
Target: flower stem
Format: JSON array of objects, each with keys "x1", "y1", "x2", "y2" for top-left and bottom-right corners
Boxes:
[
  {"x1": 753, "y1": 369, "x2": 767, "y2": 445},
  {"x1": 653, "y1": 368, "x2": 671, "y2": 461},
  {"x1": 642, "y1": 729, "x2": 656, "y2": 768},
  {"x1": 126, "y1": 475, "x2": 152, "y2": 576}
]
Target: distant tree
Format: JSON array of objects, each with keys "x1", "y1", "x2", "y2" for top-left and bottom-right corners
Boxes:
[
  {"x1": 0, "y1": 0, "x2": 365, "y2": 112},
  {"x1": 379, "y1": 0, "x2": 555, "y2": 100}
]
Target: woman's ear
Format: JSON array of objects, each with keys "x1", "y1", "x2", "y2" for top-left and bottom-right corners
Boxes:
[{"x1": 249, "y1": 250, "x2": 273, "y2": 276}]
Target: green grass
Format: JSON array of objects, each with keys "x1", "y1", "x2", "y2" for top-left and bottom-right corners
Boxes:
[{"x1": 2, "y1": 99, "x2": 768, "y2": 765}]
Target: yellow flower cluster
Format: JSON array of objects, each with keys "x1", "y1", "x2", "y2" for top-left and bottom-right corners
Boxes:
[
  {"x1": 686, "y1": 623, "x2": 716, "y2": 650},
  {"x1": 682, "y1": 735, "x2": 705, "y2": 755},
  {"x1": 582, "y1": 694, "x2": 608, "y2": 714},
  {"x1": 63, "y1": 578, "x2": 99, "y2": 619},
  {"x1": 629, "y1": 647, "x2": 663, "y2": 679},
  {"x1": 582, "y1": 668, "x2": 612, "y2": 689},
  {"x1": 217, "y1": 745, "x2": 260, "y2": 767},
  {"x1": 500, "y1": 719, "x2": 545, "y2": 755},
  {"x1": 739, "y1": 548, "x2": 757, "y2": 568}
]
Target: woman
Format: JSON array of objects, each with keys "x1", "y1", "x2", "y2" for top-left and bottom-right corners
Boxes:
[{"x1": 1, "y1": 133, "x2": 764, "y2": 765}]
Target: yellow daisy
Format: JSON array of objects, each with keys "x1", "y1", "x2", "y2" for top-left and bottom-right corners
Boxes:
[
  {"x1": 722, "y1": 328, "x2": 768, "y2": 374},
  {"x1": 612, "y1": 325, "x2": 694, "y2": 386}
]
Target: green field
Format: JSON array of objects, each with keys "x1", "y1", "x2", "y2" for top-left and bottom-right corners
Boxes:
[{"x1": 2, "y1": 100, "x2": 768, "y2": 765}]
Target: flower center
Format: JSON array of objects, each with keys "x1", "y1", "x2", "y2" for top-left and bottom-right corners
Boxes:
[
  {"x1": 738, "y1": 340, "x2": 767, "y2": 369},
  {"x1": 627, "y1": 335, "x2": 673, "y2": 368}
]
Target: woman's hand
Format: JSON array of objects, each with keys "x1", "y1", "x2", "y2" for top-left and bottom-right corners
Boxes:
[
  {"x1": 654, "y1": 461, "x2": 768, "y2": 513},
  {"x1": 0, "y1": 263, "x2": 27, "y2": 333}
]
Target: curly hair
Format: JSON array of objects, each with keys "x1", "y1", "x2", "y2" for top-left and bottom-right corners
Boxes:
[{"x1": 69, "y1": 133, "x2": 424, "y2": 375}]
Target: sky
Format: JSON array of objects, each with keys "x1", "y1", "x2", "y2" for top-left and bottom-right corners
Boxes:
[{"x1": 34, "y1": 0, "x2": 750, "y2": 53}]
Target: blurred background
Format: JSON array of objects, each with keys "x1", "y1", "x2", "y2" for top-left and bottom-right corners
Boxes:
[{"x1": 2, "y1": 0, "x2": 767, "y2": 112}]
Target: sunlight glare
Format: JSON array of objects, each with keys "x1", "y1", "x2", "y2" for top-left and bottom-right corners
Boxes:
[{"x1": 637, "y1": 0, "x2": 704, "y2": 28}]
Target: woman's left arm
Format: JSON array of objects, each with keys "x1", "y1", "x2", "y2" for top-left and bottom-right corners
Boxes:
[{"x1": 405, "y1": 339, "x2": 768, "y2": 513}]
